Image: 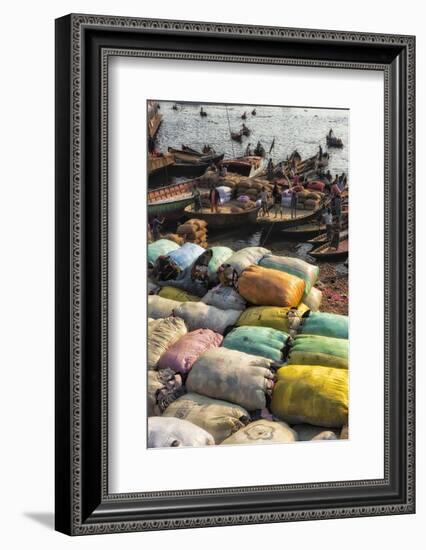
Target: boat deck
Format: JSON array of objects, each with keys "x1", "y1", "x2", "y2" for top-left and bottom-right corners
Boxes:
[{"x1": 257, "y1": 206, "x2": 317, "y2": 223}]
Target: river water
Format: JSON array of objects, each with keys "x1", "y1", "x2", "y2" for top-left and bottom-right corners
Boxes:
[
  {"x1": 154, "y1": 100, "x2": 349, "y2": 177},
  {"x1": 151, "y1": 100, "x2": 349, "y2": 274}
]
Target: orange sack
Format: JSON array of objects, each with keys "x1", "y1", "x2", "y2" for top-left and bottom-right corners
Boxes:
[{"x1": 238, "y1": 265, "x2": 305, "y2": 307}]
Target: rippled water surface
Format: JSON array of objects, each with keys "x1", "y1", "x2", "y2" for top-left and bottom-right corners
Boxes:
[{"x1": 154, "y1": 101, "x2": 349, "y2": 177}]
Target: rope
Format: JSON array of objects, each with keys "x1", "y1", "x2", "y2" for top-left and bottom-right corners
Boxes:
[{"x1": 225, "y1": 105, "x2": 236, "y2": 157}]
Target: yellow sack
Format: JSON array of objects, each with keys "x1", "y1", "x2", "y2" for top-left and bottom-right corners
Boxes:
[
  {"x1": 158, "y1": 286, "x2": 200, "y2": 302},
  {"x1": 288, "y1": 351, "x2": 348, "y2": 369},
  {"x1": 236, "y1": 304, "x2": 309, "y2": 332},
  {"x1": 271, "y1": 365, "x2": 348, "y2": 427},
  {"x1": 238, "y1": 265, "x2": 305, "y2": 307}
]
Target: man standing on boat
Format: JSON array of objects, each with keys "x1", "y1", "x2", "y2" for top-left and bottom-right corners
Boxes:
[
  {"x1": 245, "y1": 143, "x2": 253, "y2": 156},
  {"x1": 260, "y1": 187, "x2": 269, "y2": 217},
  {"x1": 151, "y1": 216, "x2": 165, "y2": 241},
  {"x1": 322, "y1": 208, "x2": 333, "y2": 242},
  {"x1": 209, "y1": 185, "x2": 220, "y2": 213},
  {"x1": 192, "y1": 183, "x2": 202, "y2": 212},
  {"x1": 271, "y1": 183, "x2": 283, "y2": 218},
  {"x1": 267, "y1": 158, "x2": 274, "y2": 181}
]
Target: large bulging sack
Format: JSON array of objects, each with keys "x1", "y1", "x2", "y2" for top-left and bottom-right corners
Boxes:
[
  {"x1": 201, "y1": 284, "x2": 247, "y2": 311},
  {"x1": 221, "y1": 419, "x2": 297, "y2": 445},
  {"x1": 147, "y1": 368, "x2": 185, "y2": 416},
  {"x1": 192, "y1": 246, "x2": 234, "y2": 285},
  {"x1": 223, "y1": 326, "x2": 289, "y2": 362},
  {"x1": 148, "y1": 416, "x2": 215, "y2": 448},
  {"x1": 302, "y1": 286, "x2": 323, "y2": 311},
  {"x1": 301, "y1": 311, "x2": 349, "y2": 339},
  {"x1": 259, "y1": 255, "x2": 319, "y2": 295},
  {"x1": 238, "y1": 265, "x2": 305, "y2": 307},
  {"x1": 174, "y1": 302, "x2": 240, "y2": 335},
  {"x1": 288, "y1": 334, "x2": 349, "y2": 369},
  {"x1": 148, "y1": 295, "x2": 180, "y2": 319},
  {"x1": 147, "y1": 316, "x2": 187, "y2": 369},
  {"x1": 153, "y1": 242, "x2": 205, "y2": 281},
  {"x1": 292, "y1": 423, "x2": 339, "y2": 441},
  {"x1": 220, "y1": 246, "x2": 270, "y2": 277},
  {"x1": 271, "y1": 365, "x2": 348, "y2": 427},
  {"x1": 236, "y1": 304, "x2": 310, "y2": 333},
  {"x1": 158, "y1": 286, "x2": 200, "y2": 302},
  {"x1": 163, "y1": 393, "x2": 250, "y2": 444},
  {"x1": 148, "y1": 239, "x2": 180, "y2": 268},
  {"x1": 186, "y1": 348, "x2": 274, "y2": 411},
  {"x1": 157, "y1": 329, "x2": 223, "y2": 374}
]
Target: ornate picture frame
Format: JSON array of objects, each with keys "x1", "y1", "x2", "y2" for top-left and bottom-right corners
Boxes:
[{"x1": 55, "y1": 14, "x2": 415, "y2": 535}]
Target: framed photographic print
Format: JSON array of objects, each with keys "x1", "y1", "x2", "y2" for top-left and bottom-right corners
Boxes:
[{"x1": 55, "y1": 14, "x2": 415, "y2": 535}]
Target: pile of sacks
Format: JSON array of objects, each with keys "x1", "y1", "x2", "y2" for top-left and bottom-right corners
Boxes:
[
  {"x1": 177, "y1": 219, "x2": 208, "y2": 248},
  {"x1": 147, "y1": 242, "x2": 349, "y2": 448},
  {"x1": 236, "y1": 178, "x2": 274, "y2": 202}
]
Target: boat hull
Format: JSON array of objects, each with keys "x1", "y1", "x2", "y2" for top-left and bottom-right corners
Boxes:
[
  {"x1": 309, "y1": 240, "x2": 349, "y2": 260},
  {"x1": 148, "y1": 179, "x2": 196, "y2": 220},
  {"x1": 148, "y1": 196, "x2": 194, "y2": 220}
]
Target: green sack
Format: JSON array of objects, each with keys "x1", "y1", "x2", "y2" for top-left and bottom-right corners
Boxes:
[
  {"x1": 301, "y1": 312, "x2": 349, "y2": 339},
  {"x1": 148, "y1": 239, "x2": 180, "y2": 268},
  {"x1": 223, "y1": 326, "x2": 289, "y2": 362},
  {"x1": 259, "y1": 255, "x2": 319, "y2": 295}
]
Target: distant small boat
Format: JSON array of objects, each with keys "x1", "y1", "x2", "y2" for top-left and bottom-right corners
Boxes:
[
  {"x1": 200, "y1": 107, "x2": 207, "y2": 117},
  {"x1": 309, "y1": 239, "x2": 349, "y2": 260},
  {"x1": 326, "y1": 133, "x2": 344, "y2": 148},
  {"x1": 231, "y1": 131, "x2": 243, "y2": 142},
  {"x1": 241, "y1": 112, "x2": 247, "y2": 120},
  {"x1": 253, "y1": 142, "x2": 266, "y2": 157},
  {"x1": 148, "y1": 180, "x2": 196, "y2": 220},
  {"x1": 251, "y1": 109, "x2": 256, "y2": 115},
  {"x1": 172, "y1": 104, "x2": 178, "y2": 110},
  {"x1": 241, "y1": 125, "x2": 251, "y2": 136},
  {"x1": 184, "y1": 203, "x2": 261, "y2": 229}
]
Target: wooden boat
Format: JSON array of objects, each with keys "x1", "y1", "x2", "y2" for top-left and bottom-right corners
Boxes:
[
  {"x1": 168, "y1": 162, "x2": 209, "y2": 178},
  {"x1": 147, "y1": 152, "x2": 175, "y2": 176},
  {"x1": 168, "y1": 147, "x2": 224, "y2": 165},
  {"x1": 221, "y1": 156, "x2": 265, "y2": 177},
  {"x1": 184, "y1": 203, "x2": 261, "y2": 229},
  {"x1": 309, "y1": 238, "x2": 349, "y2": 260},
  {"x1": 280, "y1": 222, "x2": 326, "y2": 240},
  {"x1": 231, "y1": 131, "x2": 243, "y2": 142},
  {"x1": 200, "y1": 108, "x2": 207, "y2": 117},
  {"x1": 172, "y1": 104, "x2": 178, "y2": 110},
  {"x1": 182, "y1": 145, "x2": 204, "y2": 156},
  {"x1": 258, "y1": 210, "x2": 325, "y2": 234},
  {"x1": 251, "y1": 109, "x2": 256, "y2": 115},
  {"x1": 307, "y1": 229, "x2": 349, "y2": 245},
  {"x1": 148, "y1": 180, "x2": 196, "y2": 219},
  {"x1": 241, "y1": 126, "x2": 251, "y2": 136},
  {"x1": 147, "y1": 100, "x2": 162, "y2": 139},
  {"x1": 241, "y1": 112, "x2": 247, "y2": 120}
]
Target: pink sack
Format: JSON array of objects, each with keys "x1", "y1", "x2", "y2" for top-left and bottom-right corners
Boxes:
[
  {"x1": 307, "y1": 180, "x2": 325, "y2": 192},
  {"x1": 158, "y1": 329, "x2": 223, "y2": 374}
]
